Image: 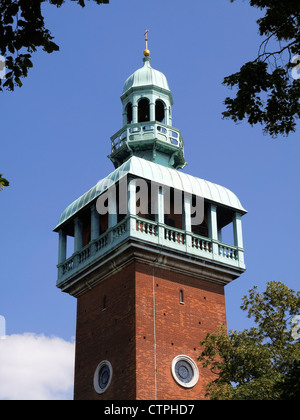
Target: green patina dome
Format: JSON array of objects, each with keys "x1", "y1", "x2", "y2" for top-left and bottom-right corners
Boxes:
[{"x1": 122, "y1": 57, "x2": 173, "y2": 102}]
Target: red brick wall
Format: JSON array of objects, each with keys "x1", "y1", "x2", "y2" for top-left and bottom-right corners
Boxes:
[
  {"x1": 74, "y1": 261, "x2": 227, "y2": 400},
  {"x1": 74, "y1": 263, "x2": 136, "y2": 400},
  {"x1": 135, "y1": 262, "x2": 226, "y2": 400}
]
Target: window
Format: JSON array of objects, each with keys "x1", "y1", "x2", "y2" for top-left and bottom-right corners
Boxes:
[
  {"x1": 171, "y1": 355, "x2": 199, "y2": 388},
  {"x1": 93, "y1": 360, "x2": 113, "y2": 394},
  {"x1": 180, "y1": 290, "x2": 184, "y2": 305}
]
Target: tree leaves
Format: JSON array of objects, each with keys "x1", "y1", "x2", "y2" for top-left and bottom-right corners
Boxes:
[
  {"x1": 224, "y1": 1, "x2": 300, "y2": 137},
  {"x1": 199, "y1": 281, "x2": 300, "y2": 400},
  {"x1": 0, "y1": 0, "x2": 109, "y2": 92},
  {"x1": 223, "y1": 62, "x2": 300, "y2": 137},
  {"x1": 0, "y1": 174, "x2": 9, "y2": 190}
]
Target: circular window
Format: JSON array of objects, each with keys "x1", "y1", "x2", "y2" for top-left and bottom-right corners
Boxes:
[
  {"x1": 171, "y1": 355, "x2": 199, "y2": 388},
  {"x1": 93, "y1": 360, "x2": 113, "y2": 394}
]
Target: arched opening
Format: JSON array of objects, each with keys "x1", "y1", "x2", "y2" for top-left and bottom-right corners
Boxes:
[
  {"x1": 126, "y1": 102, "x2": 133, "y2": 124},
  {"x1": 155, "y1": 100, "x2": 165, "y2": 123},
  {"x1": 138, "y1": 98, "x2": 150, "y2": 123}
]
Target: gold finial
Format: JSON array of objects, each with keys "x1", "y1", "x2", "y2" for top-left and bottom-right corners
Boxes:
[{"x1": 144, "y1": 29, "x2": 150, "y2": 57}]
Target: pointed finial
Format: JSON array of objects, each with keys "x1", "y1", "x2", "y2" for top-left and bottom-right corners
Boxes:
[{"x1": 144, "y1": 29, "x2": 150, "y2": 57}]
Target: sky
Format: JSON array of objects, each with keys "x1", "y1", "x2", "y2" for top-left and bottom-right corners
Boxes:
[{"x1": 1, "y1": 0, "x2": 299, "y2": 400}]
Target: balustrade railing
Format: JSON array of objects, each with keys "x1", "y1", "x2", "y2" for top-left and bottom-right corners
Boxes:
[
  {"x1": 136, "y1": 218, "x2": 158, "y2": 236},
  {"x1": 62, "y1": 258, "x2": 74, "y2": 275},
  {"x1": 164, "y1": 226, "x2": 185, "y2": 244},
  {"x1": 218, "y1": 243, "x2": 238, "y2": 260},
  {"x1": 113, "y1": 219, "x2": 127, "y2": 240},
  {"x1": 95, "y1": 234, "x2": 108, "y2": 252},
  {"x1": 58, "y1": 215, "x2": 242, "y2": 284},
  {"x1": 192, "y1": 235, "x2": 211, "y2": 253},
  {"x1": 111, "y1": 122, "x2": 183, "y2": 153},
  {"x1": 78, "y1": 247, "x2": 90, "y2": 264}
]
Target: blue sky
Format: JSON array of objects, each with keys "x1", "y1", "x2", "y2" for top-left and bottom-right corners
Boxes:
[{"x1": 1, "y1": 0, "x2": 299, "y2": 399}]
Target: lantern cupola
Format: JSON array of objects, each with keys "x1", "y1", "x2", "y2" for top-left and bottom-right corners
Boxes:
[{"x1": 109, "y1": 46, "x2": 186, "y2": 170}]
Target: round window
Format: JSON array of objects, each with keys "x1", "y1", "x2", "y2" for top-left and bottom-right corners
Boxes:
[
  {"x1": 171, "y1": 355, "x2": 199, "y2": 388},
  {"x1": 93, "y1": 360, "x2": 113, "y2": 394}
]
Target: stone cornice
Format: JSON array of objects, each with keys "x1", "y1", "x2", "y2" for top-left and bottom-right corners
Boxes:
[{"x1": 59, "y1": 238, "x2": 245, "y2": 298}]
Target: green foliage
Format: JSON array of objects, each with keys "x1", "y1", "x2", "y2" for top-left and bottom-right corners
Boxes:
[
  {"x1": 223, "y1": 1, "x2": 300, "y2": 137},
  {"x1": 198, "y1": 281, "x2": 300, "y2": 400},
  {"x1": 0, "y1": 174, "x2": 9, "y2": 190},
  {"x1": 0, "y1": 0, "x2": 109, "y2": 92}
]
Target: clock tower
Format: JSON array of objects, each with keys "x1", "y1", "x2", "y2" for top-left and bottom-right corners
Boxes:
[{"x1": 54, "y1": 41, "x2": 246, "y2": 400}]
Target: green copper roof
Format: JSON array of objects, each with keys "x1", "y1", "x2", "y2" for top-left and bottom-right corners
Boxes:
[
  {"x1": 54, "y1": 156, "x2": 247, "y2": 231},
  {"x1": 122, "y1": 57, "x2": 172, "y2": 101}
]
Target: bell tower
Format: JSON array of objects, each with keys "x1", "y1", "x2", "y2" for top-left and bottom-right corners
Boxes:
[
  {"x1": 110, "y1": 48, "x2": 185, "y2": 171},
  {"x1": 54, "y1": 38, "x2": 246, "y2": 400}
]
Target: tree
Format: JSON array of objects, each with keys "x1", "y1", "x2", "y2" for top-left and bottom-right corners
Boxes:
[
  {"x1": 198, "y1": 281, "x2": 300, "y2": 400},
  {"x1": 223, "y1": 1, "x2": 300, "y2": 137},
  {"x1": 0, "y1": 174, "x2": 10, "y2": 190},
  {"x1": 0, "y1": 0, "x2": 109, "y2": 92}
]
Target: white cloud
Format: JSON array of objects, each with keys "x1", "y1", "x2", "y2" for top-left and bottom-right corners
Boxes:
[{"x1": 0, "y1": 333, "x2": 75, "y2": 400}]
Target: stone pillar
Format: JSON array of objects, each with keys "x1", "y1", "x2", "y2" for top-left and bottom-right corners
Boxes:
[
  {"x1": 90, "y1": 204, "x2": 100, "y2": 255},
  {"x1": 164, "y1": 105, "x2": 169, "y2": 125},
  {"x1": 128, "y1": 179, "x2": 137, "y2": 232},
  {"x1": 107, "y1": 188, "x2": 118, "y2": 245},
  {"x1": 208, "y1": 204, "x2": 218, "y2": 256},
  {"x1": 74, "y1": 217, "x2": 83, "y2": 253},
  {"x1": 183, "y1": 193, "x2": 192, "y2": 249},
  {"x1": 132, "y1": 96, "x2": 138, "y2": 124},
  {"x1": 150, "y1": 101, "x2": 155, "y2": 122},
  {"x1": 168, "y1": 106, "x2": 172, "y2": 126},
  {"x1": 122, "y1": 108, "x2": 127, "y2": 126},
  {"x1": 158, "y1": 186, "x2": 165, "y2": 244},
  {"x1": 91, "y1": 204, "x2": 100, "y2": 241},
  {"x1": 58, "y1": 230, "x2": 67, "y2": 264},
  {"x1": 233, "y1": 212, "x2": 244, "y2": 264}
]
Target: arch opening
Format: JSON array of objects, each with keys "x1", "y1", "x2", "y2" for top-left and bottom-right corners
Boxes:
[
  {"x1": 138, "y1": 98, "x2": 150, "y2": 123},
  {"x1": 155, "y1": 100, "x2": 165, "y2": 123}
]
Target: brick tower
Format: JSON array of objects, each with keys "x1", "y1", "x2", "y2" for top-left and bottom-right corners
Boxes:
[{"x1": 54, "y1": 43, "x2": 246, "y2": 400}]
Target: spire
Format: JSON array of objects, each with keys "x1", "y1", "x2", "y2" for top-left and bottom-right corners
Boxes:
[{"x1": 144, "y1": 29, "x2": 150, "y2": 57}]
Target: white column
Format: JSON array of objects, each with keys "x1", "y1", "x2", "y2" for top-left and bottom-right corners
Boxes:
[
  {"x1": 91, "y1": 204, "x2": 100, "y2": 241},
  {"x1": 233, "y1": 212, "x2": 244, "y2": 264},
  {"x1": 107, "y1": 188, "x2": 118, "y2": 245},
  {"x1": 107, "y1": 189, "x2": 118, "y2": 229},
  {"x1": 158, "y1": 186, "x2": 165, "y2": 244},
  {"x1": 183, "y1": 193, "x2": 192, "y2": 248},
  {"x1": 218, "y1": 229, "x2": 222, "y2": 242},
  {"x1": 122, "y1": 108, "x2": 127, "y2": 126},
  {"x1": 58, "y1": 230, "x2": 67, "y2": 264},
  {"x1": 132, "y1": 96, "x2": 138, "y2": 124},
  {"x1": 128, "y1": 179, "x2": 137, "y2": 232},
  {"x1": 150, "y1": 101, "x2": 155, "y2": 122},
  {"x1": 74, "y1": 217, "x2": 83, "y2": 253},
  {"x1": 168, "y1": 106, "x2": 172, "y2": 126},
  {"x1": 208, "y1": 204, "x2": 219, "y2": 256},
  {"x1": 164, "y1": 105, "x2": 169, "y2": 125}
]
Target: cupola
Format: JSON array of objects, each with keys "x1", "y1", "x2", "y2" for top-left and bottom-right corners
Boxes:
[{"x1": 109, "y1": 41, "x2": 186, "y2": 170}]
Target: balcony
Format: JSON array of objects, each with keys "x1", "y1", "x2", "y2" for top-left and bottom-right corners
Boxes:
[
  {"x1": 55, "y1": 158, "x2": 246, "y2": 293},
  {"x1": 57, "y1": 214, "x2": 245, "y2": 288},
  {"x1": 109, "y1": 122, "x2": 186, "y2": 169},
  {"x1": 111, "y1": 122, "x2": 183, "y2": 152}
]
